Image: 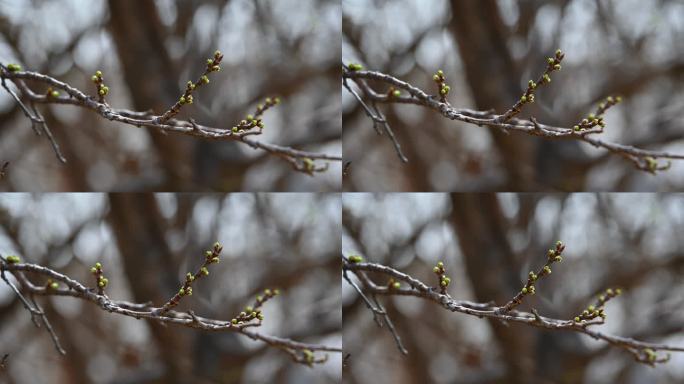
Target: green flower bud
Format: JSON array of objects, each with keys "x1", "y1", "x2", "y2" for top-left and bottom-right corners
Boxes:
[
  {"x1": 179, "y1": 288, "x2": 186, "y2": 296},
  {"x1": 437, "y1": 70, "x2": 444, "y2": 76},
  {"x1": 588, "y1": 305, "x2": 595, "y2": 311},
  {"x1": 207, "y1": 59, "x2": 214, "y2": 66},
  {"x1": 232, "y1": 126, "x2": 239, "y2": 133},
  {"x1": 201, "y1": 267, "x2": 209, "y2": 276},
  {"x1": 179, "y1": 96, "x2": 186, "y2": 104},
  {"x1": 49, "y1": 282, "x2": 59, "y2": 290},
  {"x1": 95, "y1": 70, "x2": 102, "y2": 77},
  {"x1": 606, "y1": 96, "x2": 614, "y2": 103},
  {"x1": 274, "y1": 97, "x2": 281, "y2": 104},
  {"x1": 392, "y1": 282, "x2": 401, "y2": 289},
  {"x1": 349, "y1": 255, "x2": 364, "y2": 263},
  {"x1": 186, "y1": 287, "x2": 193, "y2": 295},
  {"x1": 520, "y1": 95, "x2": 528, "y2": 103},
  {"x1": 606, "y1": 288, "x2": 614, "y2": 296},
  {"x1": 615, "y1": 288, "x2": 622, "y2": 295},
  {"x1": 392, "y1": 90, "x2": 401, "y2": 97},
  {"x1": 574, "y1": 316, "x2": 580, "y2": 322},
  {"x1": 264, "y1": 289, "x2": 272, "y2": 296},
  {"x1": 90, "y1": 267, "x2": 97, "y2": 273},
  {"x1": 91, "y1": 75, "x2": 98, "y2": 82},
  {"x1": 256, "y1": 295, "x2": 263, "y2": 302},
  {"x1": 205, "y1": 250, "x2": 213, "y2": 258},
  {"x1": 547, "y1": 249, "x2": 555, "y2": 258},
  {"x1": 214, "y1": 50, "x2": 222, "y2": 57},
  {"x1": 348, "y1": 63, "x2": 363, "y2": 71},
  {"x1": 7, "y1": 64, "x2": 22, "y2": 72},
  {"x1": 50, "y1": 90, "x2": 60, "y2": 98},
  {"x1": 186, "y1": 272, "x2": 194, "y2": 281},
  {"x1": 543, "y1": 74, "x2": 551, "y2": 83},
  {"x1": 528, "y1": 80, "x2": 536, "y2": 89},
  {"x1": 615, "y1": 96, "x2": 622, "y2": 103},
  {"x1": 245, "y1": 306, "x2": 253, "y2": 313},
  {"x1": 257, "y1": 312, "x2": 264, "y2": 320},
  {"x1": 201, "y1": 75, "x2": 210, "y2": 84},
  {"x1": 556, "y1": 49, "x2": 563, "y2": 57},
  {"x1": 554, "y1": 256, "x2": 562, "y2": 263},
  {"x1": 522, "y1": 287, "x2": 528, "y2": 294},
  {"x1": 273, "y1": 289, "x2": 280, "y2": 295},
  {"x1": 547, "y1": 58, "x2": 555, "y2": 65},
  {"x1": 95, "y1": 262, "x2": 102, "y2": 269},
  {"x1": 211, "y1": 257, "x2": 220, "y2": 263},
  {"x1": 433, "y1": 266, "x2": 440, "y2": 273},
  {"x1": 231, "y1": 318, "x2": 238, "y2": 325},
  {"x1": 573, "y1": 125, "x2": 580, "y2": 131},
  {"x1": 553, "y1": 64, "x2": 561, "y2": 71},
  {"x1": 543, "y1": 266, "x2": 551, "y2": 274},
  {"x1": 433, "y1": 74, "x2": 440, "y2": 82}
]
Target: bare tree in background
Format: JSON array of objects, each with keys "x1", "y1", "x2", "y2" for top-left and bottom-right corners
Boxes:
[
  {"x1": 342, "y1": 0, "x2": 684, "y2": 191},
  {"x1": 0, "y1": 193, "x2": 342, "y2": 384},
  {"x1": 343, "y1": 193, "x2": 684, "y2": 384},
  {"x1": 0, "y1": 0, "x2": 342, "y2": 191}
]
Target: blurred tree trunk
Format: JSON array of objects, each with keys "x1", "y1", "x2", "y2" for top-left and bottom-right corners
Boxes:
[
  {"x1": 450, "y1": 193, "x2": 534, "y2": 382},
  {"x1": 107, "y1": 0, "x2": 191, "y2": 190},
  {"x1": 107, "y1": 193, "x2": 190, "y2": 383}
]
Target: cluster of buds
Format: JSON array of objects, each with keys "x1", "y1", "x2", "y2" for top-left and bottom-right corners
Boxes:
[
  {"x1": 45, "y1": 87, "x2": 60, "y2": 98},
  {"x1": 502, "y1": 241, "x2": 566, "y2": 312},
  {"x1": 432, "y1": 70, "x2": 450, "y2": 103},
  {"x1": 231, "y1": 97, "x2": 280, "y2": 134},
  {"x1": 157, "y1": 242, "x2": 223, "y2": 315},
  {"x1": 90, "y1": 262, "x2": 108, "y2": 295},
  {"x1": 501, "y1": 49, "x2": 564, "y2": 123},
  {"x1": 230, "y1": 288, "x2": 280, "y2": 326},
  {"x1": 303, "y1": 349, "x2": 315, "y2": 365},
  {"x1": 573, "y1": 287, "x2": 622, "y2": 323},
  {"x1": 91, "y1": 71, "x2": 109, "y2": 102},
  {"x1": 387, "y1": 277, "x2": 401, "y2": 290},
  {"x1": 5, "y1": 63, "x2": 22, "y2": 72},
  {"x1": 433, "y1": 261, "x2": 450, "y2": 294},
  {"x1": 348, "y1": 255, "x2": 363, "y2": 263},
  {"x1": 302, "y1": 158, "x2": 315, "y2": 174},
  {"x1": 387, "y1": 86, "x2": 401, "y2": 98},
  {"x1": 45, "y1": 278, "x2": 59, "y2": 290},
  {"x1": 573, "y1": 95, "x2": 622, "y2": 132},
  {"x1": 158, "y1": 50, "x2": 223, "y2": 123},
  {"x1": 4, "y1": 255, "x2": 20, "y2": 264},
  {"x1": 347, "y1": 63, "x2": 363, "y2": 71}
]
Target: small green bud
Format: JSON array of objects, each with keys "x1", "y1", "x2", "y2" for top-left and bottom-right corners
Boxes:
[
  {"x1": 214, "y1": 50, "x2": 222, "y2": 57},
  {"x1": 547, "y1": 58, "x2": 555, "y2": 65},
  {"x1": 615, "y1": 96, "x2": 622, "y2": 103},
  {"x1": 186, "y1": 287, "x2": 193, "y2": 295},
  {"x1": 95, "y1": 70, "x2": 102, "y2": 77},
  {"x1": 547, "y1": 249, "x2": 555, "y2": 258},
  {"x1": 7, "y1": 63, "x2": 22, "y2": 72},
  {"x1": 245, "y1": 306, "x2": 253, "y2": 313},
  {"x1": 207, "y1": 59, "x2": 214, "y2": 66},
  {"x1": 574, "y1": 316, "x2": 580, "y2": 322},
  {"x1": 257, "y1": 312, "x2": 264, "y2": 320},
  {"x1": 201, "y1": 267, "x2": 209, "y2": 276},
  {"x1": 573, "y1": 125, "x2": 580, "y2": 131},
  {"x1": 599, "y1": 295, "x2": 606, "y2": 302},
  {"x1": 520, "y1": 95, "x2": 528, "y2": 103},
  {"x1": 90, "y1": 267, "x2": 98, "y2": 273},
  {"x1": 50, "y1": 90, "x2": 60, "y2": 98},
  {"x1": 437, "y1": 70, "x2": 444, "y2": 76},
  {"x1": 522, "y1": 287, "x2": 528, "y2": 294},
  {"x1": 256, "y1": 295, "x2": 263, "y2": 302},
  {"x1": 257, "y1": 120, "x2": 264, "y2": 128},
  {"x1": 49, "y1": 282, "x2": 59, "y2": 290},
  {"x1": 588, "y1": 305, "x2": 595, "y2": 311},
  {"x1": 264, "y1": 289, "x2": 272, "y2": 296},
  {"x1": 179, "y1": 288, "x2": 186, "y2": 296},
  {"x1": 442, "y1": 277, "x2": 450, "y2": 285},
  {"x1": 91, "y1": 75, "x2": 98, "y2": 82},
  {"x1": 246, "y1": 114, "x2": 254, "y2": 121},
  {"x1": 186, "y1": 272, "x2": 194, "y2": 281},
  {"x1": 211, "y1": 257, "x2": 220, "y2": 263},
  {"x1": 205, "y1": 250, "x2": 213, "y2": 258},
  {"x1": 433, "y1": 74, "x2": 440, "y2": 82},
  {"x1": 588, "y1": 113, "x2": 595, "y2": 120},
  {"x1": 392, "y1": 282, "x2": 401, "y2": 289},
  {"x1": 433, "y1": 266, "x2": 440, "y2": 273},
  {"x1": 529, "y1": 271, "x2": 536, "y2": 280},
  {"x1": 95, "y1": 262, "x2": 102, "y2": 269},
  {"x1": 554, "y1": 256, "x2": 562, "y2": 263},
  {"x1": 606, "y1": 96, "x2": 614, "y2": 103},
  {"x1": 543, "y1": 74, "x2": 551, "y2": 83},
  {"x1": 606, "y1": 288, "x2": 614, "y2": 295},
  {"x1": 553, "y1": 64, "x2": 561, "y2": 71},
  {"x1": 543, "y1": 266, "x2": 551, "y2": 274},
  {"x1": 212, "y1": 65, "x2": 220, "y2": 72},
  {"x1": 99, "y1": 89, "x2": 106, "y2": 96},
  {"x1": 201, "y1": 75, "x2": 210, "y2": 84},
  {"x1": 348, "y1": 63, "x2": 363, "y2": 71},
  {"x1": 273, "y1": 289, "x2": 280, "y2": 295},
  {"x1": 274, "y1": 97, "x2": 281, "y2": 104},
  {"x1": 231, "y1": 318, "x2": 238, "y2": 325},
  {"x1": 528, "y1": 80, "x2": 536, "y2": 89},
  {"x1": 529, "y1": 286, "x2": 535, "y2": 294},
  {"x1": 392, "y1": 90, "x2": 401, "y2": 97},
  {"x1": 179, "y1": 96, "x2": 186, "y2": 104},
  {"x1": 615, "y1": 288, "x2": 622, "y2": 295},
  {"x1": 555, "y1": 49, "x2": 563, "y2": 57},
  {"x1": 231, "y1": 126, "x2": 239, "y2": 133}
]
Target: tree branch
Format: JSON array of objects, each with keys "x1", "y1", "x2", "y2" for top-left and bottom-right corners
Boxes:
[
  {"x1": 0, "y1": 255, "x2": 341, "y2": 366},
  {"x1": 342, "y1": 248, "x2": 684, "y2": 366},
  {"x1": 0, "y1": 63, "x2": 340, "y2": 175},
  {"x1": 343, "y1": 55, "x2": 683, "y2": 173}
]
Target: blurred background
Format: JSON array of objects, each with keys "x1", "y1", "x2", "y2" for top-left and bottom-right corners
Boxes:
[
  {"x1": 0, "y1": 193, "x2": 341, "y2": 384},
  {"x1": 343, "y1": 0, "x2": 684, "y2": 191},
  {"x1": 0, "y1": 0, "x2": 341, "y2": 191},
  {"x1": 343, "y1": 193, "x2": 684, "y2": 384}
]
